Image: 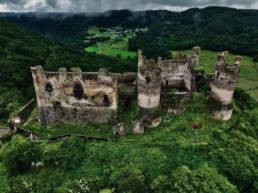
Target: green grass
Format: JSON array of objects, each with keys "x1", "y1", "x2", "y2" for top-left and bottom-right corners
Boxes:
[
  {"x1": 85, "y1": 45, "x2": 136, "y2": 59},
  {"x1": 24, "y1": 110, "x2": 113, "y2": 139},
  {"x1": 182, "y1": 50, "x2": 258, "y2": 100},
  {"x1": 0, "y1": 163, "x2": 8, "y2": 193},
  {"x1": 1, "y1": 91, "x2": 257, "y2": 192},
  {"x1": 25, "y1": 122, "x2": 113, "y2": 139},
  {"x1": 85, "y1": 26, "x2": 136, "y2": 59}
]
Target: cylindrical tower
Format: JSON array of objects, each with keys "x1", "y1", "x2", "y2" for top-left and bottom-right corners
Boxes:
[
  {"x1": 210, "y1": 53, "x2": 241, "y2": 120},
  {"x1": 137, "y1": 50, "x2": 162, "y2": 112}
]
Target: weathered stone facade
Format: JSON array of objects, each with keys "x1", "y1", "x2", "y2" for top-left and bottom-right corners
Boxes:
[
  {"x1": 31, "y1": 47, "x2": 240, "y2": 126},
  {"x1": 210, "y1": 52, "x2": 241, "y2": 120},
  {"x1": 137, "y1": 50, "x2": 162, "y2": 111},
  {"x1": 31, "y1": 66, "x2": 118, "y2": 125}
]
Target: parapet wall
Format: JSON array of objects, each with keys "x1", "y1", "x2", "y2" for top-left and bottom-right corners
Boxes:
[
  {"x1": 137, "y1": 50, "x2": 162, "y2": 110},
  {"x1": 158, "y1": 52, "x2": 196, "y2": 92},
  {"x1": 210, "y1": 53, "x2": 241, "y2": 120},
  {"x1": 30, "y1": 47, "x2": 240, "y2": 125},
  {"x1": 31, "y1": 66, "x2": 118, "y2": 125}
]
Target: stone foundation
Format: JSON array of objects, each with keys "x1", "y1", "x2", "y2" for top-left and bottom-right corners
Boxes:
[{"x1": 38, "y1": 107, "x2": 116, "y2": 125}]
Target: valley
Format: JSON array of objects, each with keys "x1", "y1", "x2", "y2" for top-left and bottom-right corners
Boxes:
[{"x1": 0, "y1": 7, "x2": 257, "y2": 193}]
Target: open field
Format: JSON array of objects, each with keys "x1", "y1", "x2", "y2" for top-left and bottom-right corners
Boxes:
[
  {"x1": 183, "y1": 50, "x2": 258, "y2": 100},
  {"x1": 85, "y1": 26, "x2": 137, "y2": 58},
  {"x1": 85, "y1": 45, "x2": 136, "y2": 58},
  {"x1": 87, "y1": 26, "x2": 258, "y2": 100}
]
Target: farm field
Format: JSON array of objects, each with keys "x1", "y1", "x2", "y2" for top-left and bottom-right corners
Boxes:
[
  {"x1": 85, "y1": 26, "x2": 138, "y2": 58},
  {"x1": 84, "y1": 26, "x2": 258, "y2": 101},
  {"x1": 183, "y1": 50, "x2": 258, "y2": 100}
]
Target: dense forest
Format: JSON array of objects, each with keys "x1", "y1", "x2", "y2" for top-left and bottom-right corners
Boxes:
[
  {"x1": 0, "y1": 19, "x2": 135, "y2": 123},
  {"x1": 2, "y1": 7, "x2": 258, "y2": 58}
]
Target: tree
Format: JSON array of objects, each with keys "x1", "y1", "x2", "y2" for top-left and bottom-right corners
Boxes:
[
  {"x1": 253, "y1": 55, "x2": 258, "y2": 63},
  {"x1": 0, "y1": 136, "x2": 41, "y2": 175},
  {"x1": 169, "y1": 165, "x2": 238, "y2": 193}
]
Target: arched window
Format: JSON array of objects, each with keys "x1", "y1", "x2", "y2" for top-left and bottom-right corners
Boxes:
[
  {"x1": 73, "y1": 82, "x2": 84, "y2": 100},
  {"x1": 45, "y1": 82, "x2": 53, "y2": 93},
  {"x1": 103, "y1": 95, "x2": 110, "y2": 107},
  {"x1": 145, "y1": 76, "x2": 151, "y2": 85},
  {"x1": 217, "y1": 72, "x2": 220, "y2": 80}
]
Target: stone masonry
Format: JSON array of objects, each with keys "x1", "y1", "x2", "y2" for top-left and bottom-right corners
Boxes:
[
  {"x1": 31, "y1": 66, "x2": 118, "y2": 125},
  {"x1": 210, "y1": 52, "x2": 241, "y2": 120},
  {"x1": 31, "y1": 47, "x2": 240, "y2": 125}
]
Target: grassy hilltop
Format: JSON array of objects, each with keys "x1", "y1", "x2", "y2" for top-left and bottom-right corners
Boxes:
[
  {"x1": 85, "y1": 26, "x2": 137, "y2": 58},
  {"x1": 0, "y1": 7, "x2": 258, "y2": 193},
  {"x1": 1, "y1": 89, "x2": 258, "y2": 193}
]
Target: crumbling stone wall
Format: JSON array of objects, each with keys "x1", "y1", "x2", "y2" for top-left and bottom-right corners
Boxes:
[
  {"x1": 31, "y1": 66, "x2": 118, "y2": 125},
  {"x1": 210, "y1": 53, "x2": 241, "y2": 120},
  {"x1": 137, "y1": 50, "x2": 162, "y2": 111},
  {"x1": 111, "y1": 72, "x2": 137, "y2": 106},
  {"x1": 31, "y1": 46, "x2": 238, "y2": 127},
  {"x1": 158, "y1": 50, "x2": 197, "y2": 93}
]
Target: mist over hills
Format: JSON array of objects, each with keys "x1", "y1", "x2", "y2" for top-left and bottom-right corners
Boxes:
[{"x1": 0, "y1": 6, "x2": 258, "y2": 55}]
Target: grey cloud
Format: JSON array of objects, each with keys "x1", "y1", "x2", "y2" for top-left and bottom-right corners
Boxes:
[{"x1": 0, "y1": 0, "x2": 257, "y2": 12}]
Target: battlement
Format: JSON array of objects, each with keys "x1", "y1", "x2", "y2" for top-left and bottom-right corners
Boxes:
[
  {"x1": 210, "y1": 53, "x2": 241, "y2": 120},
  {"x1": 30, "y1": 47, "x2": 239, "y2": 125},
  {"x1": 158, "y1": 50, "x2": 197, "y2": 92},
  {"x1": 31, "y1": 66, "x2": 118, "y2": 125},
  {"x1": 212, "y1": 53, "x2": 241, "y2": 90},
  {"x1": 137, "y1": 50, "x2": 162, "y2": 110},
  {"x1": 137, "y1": 50, "x2": 162, "y2": 81}
]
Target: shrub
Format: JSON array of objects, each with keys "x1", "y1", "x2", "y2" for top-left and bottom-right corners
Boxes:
[
  {"x1": 169, "y1": 165, "x2": 238, "y2": 193},
  {"x1": 55, "y1": 137, "x2": 86, "y2": 170},
  {"x1": 253, "y1": 55, "x2": 258, "y2": 62},
  {"x1": 0, "y1": 136, "x2": 41, "y2": 175}
]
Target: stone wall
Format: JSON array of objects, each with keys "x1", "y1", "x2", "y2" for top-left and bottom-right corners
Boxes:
[
  {"x1": 137, "y1": 50, "x2": 162, "y2": 110},
  {"x1": 158, "y1": 51, "x2": 197, "y2": 93},
  {"x1": 210, "y1": 53, "x2": 241, "y2": 120},
  {"x1": 31, "y1": 66, "x2": 118, "y2": 125}
]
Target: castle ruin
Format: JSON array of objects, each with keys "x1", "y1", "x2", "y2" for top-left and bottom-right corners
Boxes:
[
  {"x1": 31, "y1": 66, "x2": 118, "y2": 125},
  {"x1": 31, "y1": 47, "x2": 241, "y2": 126},
  {"x1": 210, "y1": 52, "x2": 241, "y2": 120}
]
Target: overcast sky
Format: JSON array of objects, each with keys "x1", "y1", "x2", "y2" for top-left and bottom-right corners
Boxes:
[{"x1": 0, "y1": 0, "x2": 257, "y2": 12}]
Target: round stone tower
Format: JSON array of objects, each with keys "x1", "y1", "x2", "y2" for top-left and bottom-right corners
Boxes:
[
  {"x1": 137, "y1": 50, "x2": 162, "y2": 112},
  {"x1": 210, "y1": 52, "x2": 241, "y2": 120}
]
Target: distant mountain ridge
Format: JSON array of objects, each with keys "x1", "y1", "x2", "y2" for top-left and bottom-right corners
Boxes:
[{"x1": 1, "y1": 7, "x2": 257, "y2": 40}]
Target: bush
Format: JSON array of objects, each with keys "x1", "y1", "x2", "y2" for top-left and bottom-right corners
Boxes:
[
  {"x1": 253, "y1": 55, "x2": 258, "y2": 62},
  {"x1": 55, "y1": 137, "x2": 86, "y2": 170},
  {"x1": 8, "y1": 171, "x2": 64, "y2": 193},
  {"x1": 234, "y1": 88, "x2": 258, "y2": 110},
  {"x1": 169, "y1": 165, "x2": 238, "y2": 193},
  {"x1": 0, "y1": 136, "x2": 41, "y2": 175},
  {"x1": 109, "y1": 148, "x2": 168, "y2": 193}
]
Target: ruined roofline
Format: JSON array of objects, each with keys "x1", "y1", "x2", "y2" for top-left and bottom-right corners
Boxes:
[
  {"x1": 31, "y1": 66, "x2": 138, "y2": 84},
  {"x1": 31, "y1": 65, "x2": 114, "y2": 79},
  {"x1": 216, "y1": 52, "x2": 241, "y2": 73}
]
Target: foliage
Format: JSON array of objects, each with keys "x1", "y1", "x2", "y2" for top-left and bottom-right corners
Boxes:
[
  {"x1": 55, "y1": 137, "x2": 86, "y2": 170},
  {"x1": 0, "y1": 136, "x2": 41, "y2": 175},
  {"x1": 168, "y1": 165, "x2": 238, "y2": 193},
  {"x1": 0, "y1": 9, "x2": 258, "y2": 193},
  {"x1": 253, "y1": 55, "x2": 258, "y2": 63},
  {"x1": 0, "y1": 89, "x2": 257, "y2": 192},
  {"x1": 0, "y1": 19, "x2": 136, "y2": 123}
]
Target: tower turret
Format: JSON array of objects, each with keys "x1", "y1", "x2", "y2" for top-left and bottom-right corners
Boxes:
[
  {"x1": 137, "y1": 50, "x2": 162, "y2": 112},
  {"x1": 210, "y1": 53, "x2": 241, "y2": 120},
  {"x1": 191, "y1": 46, "x2": 200, "y2": 66}
]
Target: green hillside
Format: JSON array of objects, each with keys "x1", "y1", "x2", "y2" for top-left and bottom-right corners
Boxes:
[
  {"x1": 0, "y1": 21, "x2": 136, "y2": 124},
  {"x1": 85, "y1": 26, "x2": 136, "y2": 58},
  {"x1": 0, "y1": 90, "x2": 257, "y2": 193},
  {"x1": 184, "y1": 50, "x2": 258, "y2": 100},
  {"x1": 0, "y1": 12, "x2": 257, "y2": 193}
]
